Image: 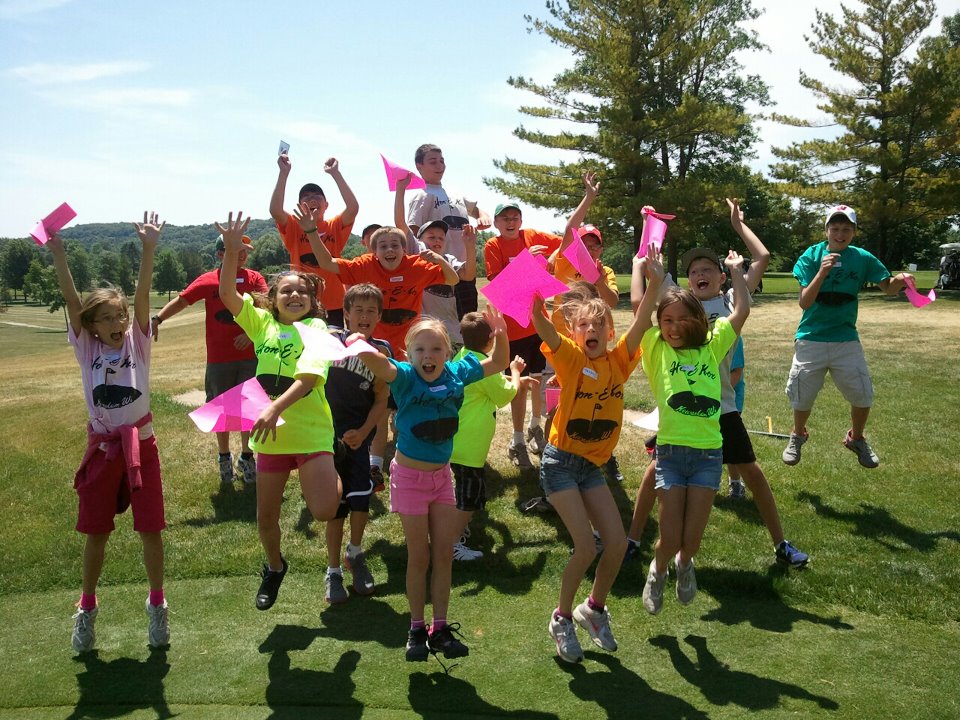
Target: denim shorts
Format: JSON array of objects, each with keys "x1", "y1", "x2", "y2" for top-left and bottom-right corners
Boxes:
[
  {"x1": 655, "y1": 444, "x2": 722, "y2": 492},
  {"x1": 539, "y1": 444, "x2": 608, "y2": 495}
]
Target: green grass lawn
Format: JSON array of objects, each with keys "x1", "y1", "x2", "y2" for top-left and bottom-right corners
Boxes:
[{"x1": 0, "y1": 290, "x2": 958, "y2": 718}]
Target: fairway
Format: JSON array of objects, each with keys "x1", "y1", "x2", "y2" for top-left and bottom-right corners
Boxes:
[{"x1": 0, "y1": 291, "x2": 958, "y2": 719}]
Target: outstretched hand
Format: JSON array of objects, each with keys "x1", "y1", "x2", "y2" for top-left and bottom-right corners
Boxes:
[
  {"x1": 278, "y1": 153, "x2": 291, "y2": 175},
  {"x1": 323, "y1": 157, "x2": 340, "y2": 175},
  {"x1": 214, "y1": 211, "x2": 251, "y2": 251},
  {"x1": 643, "y1": 245, "x2": 665, "y2": 283},
  {"x1": 483, "y1": 304, "x2": 508, "y2": 338},
  {"x1": 726, "y1": 198, "x2": 744, "y2": 228},
  {"x1": 582, "y1": 170, "x2": 600, "y2": 196},
  {"x1": 292, "y1": 201, "x2": 320, "y2": 232},
  {"x1": 724, "y1": 248, "x2": 745, "y2": 272},
  {"x1": 397, "y1": 172, "x2": 413, "y2": 192},
  {"x1": 134, "y1": 211, "x2": 165, "y2": 248}
]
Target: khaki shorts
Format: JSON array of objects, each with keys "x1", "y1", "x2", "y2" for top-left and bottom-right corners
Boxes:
[{"x1": 785, "y1": 340, "x2": 873, "y2": 411}]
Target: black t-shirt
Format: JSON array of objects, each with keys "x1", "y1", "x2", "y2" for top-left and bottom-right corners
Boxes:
[{"x1": 323, "y1": 328, "x2": 393, "y2": 437}]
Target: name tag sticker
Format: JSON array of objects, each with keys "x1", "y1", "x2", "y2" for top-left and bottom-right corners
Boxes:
[
  {"x1": 279, "y1": 332, "x2": 292, "y2": 339},
  {"x1": 582, "y1": 367, "x2": 598, "y2": 380},
  {"x1": 834, "y1": 261, "x2": 842, "y2": 268},
  {"x1": 235, "y1": 277, "x2": 244, "y2": 284},
  {"x1": 681, "y1": 364, "x2": 696, "y2": 373},
  {"x1": 429, "y1": 385, "x2": 447, "y2": 392},
  {"x1": 390, "y1": 276, "x2": 404, "y2": 283}
]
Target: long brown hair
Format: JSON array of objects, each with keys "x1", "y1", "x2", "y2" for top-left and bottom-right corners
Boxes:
[
  {"x1": 656, "y1": 287, "x2": 708, "y2": 348},
  {"x1": 254, "y1": 269, "x2": 326, "y2": 321}
]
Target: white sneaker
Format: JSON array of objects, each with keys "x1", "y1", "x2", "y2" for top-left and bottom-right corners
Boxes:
[
  {"x1": 675, "y1": 554, "x2": 697, "y2": 605},
  {"x1": 573, "y1": 600, "x2": 617, "y2": 652},
  {"x1": 145, "y1": 599, "x2": 170, "y2": 648},
  {"x1": 72, "y1": 605, "x2": 98, "y2": 653},
  {"x1": 548, "y1": 614, "x2": 583, "y2": 663},
  {"x1": 453, "y1": 541, "x2": 483, "y2": 561},
  {"x1": 526, "y1": 425, "x2": 546, "y2": 455},
  {"x1": 642, "y1": 559, "x2": 667, "y2": 615}
]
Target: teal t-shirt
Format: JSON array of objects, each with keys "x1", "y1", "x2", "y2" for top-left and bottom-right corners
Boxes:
[
  {"x1": 793, "y1": 242, "x2": 890, "y2": 342},
  {"x1": 450, "y1": 348, "x2": 517, "y2": 468},
  {"x1": 234, "y1": 295, "x2": 334, "y2": 454},
  {"x1": 641, "y1": 318, "x2": 737, "y2": 449}
]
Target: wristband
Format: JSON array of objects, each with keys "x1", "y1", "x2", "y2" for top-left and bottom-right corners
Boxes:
[
  {"x1": 304, "y1": 227, "x2": 318, "y2": 234},
  {"x1": 151, "y1": 315, "x2": 162, "y2": 325}
]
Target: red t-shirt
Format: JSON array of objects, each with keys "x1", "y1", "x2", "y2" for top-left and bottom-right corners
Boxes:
[
  {"x1": 180, "y1": 267, "x2": 269, "y2": 363},
  {"x1": 279, "y1": 212, "x2": 353, "y2": 311},
  {"x1": 336, "y1": 254, "x2": 446, "y2": 360},
  {"x1": 483, "y1": 229, "x2": 562, "y2": 341}
]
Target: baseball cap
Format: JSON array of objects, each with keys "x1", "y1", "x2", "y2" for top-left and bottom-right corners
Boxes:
[
  {"x1": 579, "y1": 224, "x2": 603, "y2": 244},
  {"x1": 298, "y1": 182, "x2": 325, "y2": 200},
  {"x1": 416, "y1": 220, "x2": 449, "y2": 239},
  {"x1": 216, "y1": 235, "x2": 253, "y2": 252},
  {"x1": 680, "y1": 247, "x2": 722, "y2": 274},
  {"x1": 824, "y1": 205, "x2": 857, "y2": 228},
  {"x1": 494, "y1": 202, "x2": 522, "y2": 218}
]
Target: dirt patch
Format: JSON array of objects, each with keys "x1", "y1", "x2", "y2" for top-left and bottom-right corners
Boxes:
[{"x1": 172, "y1": 389, "x2": 206, "y2": 408}]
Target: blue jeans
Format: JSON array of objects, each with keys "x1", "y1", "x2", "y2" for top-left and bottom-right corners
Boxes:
[
  {"x1": 655, "y1": 444, "x2": 722, "y2": 492},
  {"x1": 540, "y1": 444, "x2": 608, "y2": 495}
]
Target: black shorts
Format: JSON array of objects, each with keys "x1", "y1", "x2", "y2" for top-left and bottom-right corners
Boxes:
[
  {"x1": 455, "y1": 278, "x2": 478, "y2": 318},
  {"x1": 719, "y1": 412, "x2": 756, "y2": 465},
  {"x1": 451, "y1": 463, "x2": 486, "y2": 512},
  {"x1": 506, "y1": 334, "x2": 547, "y2": 376},
  {"x1": 334, "y1": 439, "x2": 374, "y2": 517}
]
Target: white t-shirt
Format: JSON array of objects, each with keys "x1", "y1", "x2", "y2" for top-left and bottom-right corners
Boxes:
[{"x1": 406, "y1": 184, "x2": 475, "y2": 262}]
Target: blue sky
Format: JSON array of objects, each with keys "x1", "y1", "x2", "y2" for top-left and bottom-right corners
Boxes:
[{"x1": 2, "y1": 0, "x2": 958, "y2": 239}]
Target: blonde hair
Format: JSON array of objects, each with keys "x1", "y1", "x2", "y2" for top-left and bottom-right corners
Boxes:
[
  {"x1": 254, "y1": 269, "x2": 326, "y2": 321},
  {"x1": 656, "y1": 286, "x2": 708, "y2": 348},
  {"x1": 369, "y1": 226, "x2": 406, "y2": 252},
  {"x1": 405, "y1": 317, "x2": 453, "y2": 360},
  {"x1": 79, "y1": 286, "x2": 128, "y2": 334},
  {"x1": 569, "y1": 297, "x2": 614, "y2": 333}
]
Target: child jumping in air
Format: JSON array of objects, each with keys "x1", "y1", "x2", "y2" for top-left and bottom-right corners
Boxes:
[
  {"x1": 350, "y1": 308, "x2": 509, "y2": 662},
  {"x1": 217, "y1": 211, "x2": 342, "y2": 612},
  {"x1": 48, "y1": 212, "x2": 170, "y2": 653}
]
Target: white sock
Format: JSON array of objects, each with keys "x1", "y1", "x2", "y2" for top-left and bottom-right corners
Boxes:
[
  {"x1": 528, "y1": 415, "x2": 542, "y2": 429},
  {"x1": 513, "y1": 431, "x2": 524, "y2": 445},
  {"x1": 346, "y1": 543, "x2": 362, "y2": 559},
  {"x1": 369, "y1": 455, "x2": 383, "y2": 470},
  {"x1": 327, "y1": 567, "x2": 342, "y2": 576}
]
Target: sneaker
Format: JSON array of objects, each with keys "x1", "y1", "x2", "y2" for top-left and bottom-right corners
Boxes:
[
  {"x1": 675, "y1": 555, "x2": 697, "y2": 605},
  {"x1": 370, "y1": 466, "x2": 385, "y2": 493},
  {"x1": 776, "y1": 540, "x2": 810, "y2": 568},
  {"x1": 604, "y1": 455, "x2": 625, "y2": 483},
  {"x1": 344, "y1": 551, "x2": 375, "y2": 595},
  {"x1": 325, "y1": 571, "x2": 348, "y2": 604},
  {"x1": 782, "y1": 431, "x2": 808, "y2": 466},
  {"x1": 843, "y1": 430, "x2": 880, "y2": 468},
  {"x1": 642, "y1": 560, "x2": 667, "y2": 615},
  {"x1": 405, "y1": 626, "x2": 430, "y2": 662},
  {"x1": 145, "y1": 599, "x2": 170, "y2": 648},
  {"x1": 237, "y1": 454, "x2": 256, "y2": 485},
  {"x1": 526, "y1": 425, "x2": 546, "y2": 455},
  {"x1": 729, "y1": 479, "x2": 746, "y2": 499},
  {"x1": 548, "y1": 614, "x2": 583, "y2": 664},
  {"x1": 573, "y1": 601, "x2": 617, "y2": 652},
  {"x1": 255, "y1": 556, "x2": 288, "y2": 611},
  {"x1": 624, "y1": 538, "x2": 640, "y2": 562},
  {"x1": 428, "y1": 622, "x2": 469, "y2": 658},
  {"x1": 453, "y1": 540, "x2": 483, "y2": 561},
  {"x1": 218, "y1": 454, "x2": 234, "y2": 485},
  {"x1": 71, "y1": 605, "x2": 98, "y2": 653},
  {"x1": 508, "y1": 442, "x2": 533, "y2": 469}
]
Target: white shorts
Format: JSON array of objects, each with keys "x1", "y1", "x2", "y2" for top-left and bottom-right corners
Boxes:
[{"x1": 785, "y1": 339, "x2": 873, "y2": 411}]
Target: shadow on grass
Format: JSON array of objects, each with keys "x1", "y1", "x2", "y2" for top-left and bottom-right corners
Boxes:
[
  {"x1": 456, "y1": 515, "x2": 552, "y2": 598},
  {"x1": 409, "y1": 671, "x2": 559, "y2": 718},
  {"x1": 258, "y1": 624, "x2": 362, "y2": 719},
  {"x1": 179, "y1": 483, "x2": 257, "y2": 528},
  {"x1": 315, "y1": 596, "x2": 408, "y2": 649},
  {"x1": 698, "y1": 567, "x2": 854, "y2": 632},
  {"x1": 558, "y1": 652, "x2": 709, "y2": 719},
  {"x1": 798, "y1": 492, "x2": 960, "y2": 551},
  {"x1": 649, "y1": 634, "x2": 839, "y2": 712},
  {"x1": 68, "y1": 648, "x2": 174, "y2": 720}
]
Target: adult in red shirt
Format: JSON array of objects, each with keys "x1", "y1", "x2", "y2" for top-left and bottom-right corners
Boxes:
[
  {"x1": 152, "y1": 235, "x2": 268, "y2": 486},
  {"x1": 270, "y1": 154, "x2": 359, "y2": 328}
]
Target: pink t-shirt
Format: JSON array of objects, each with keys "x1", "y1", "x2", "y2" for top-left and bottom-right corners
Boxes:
[{"x1": 69, "y1": 320, "x2": 153, "y2": 439}]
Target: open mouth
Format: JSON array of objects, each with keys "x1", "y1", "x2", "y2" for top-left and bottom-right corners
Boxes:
[
  {"x1": 696, "y1": 279, "x2": 710, "y2": 290},
  {"x1": 421, "y1": 363, "x2": 437, "y2": 375},
  {"x1": 110, "y1": 332, "x2": 124, "y2": 343},
  {"x1": 586, "y1": 338, "x2": 599, "y2": 350}
]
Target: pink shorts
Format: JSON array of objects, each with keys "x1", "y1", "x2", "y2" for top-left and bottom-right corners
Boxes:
[
  {"x1": 389, "y1": 460, "x2": 455, "y2": 516},
  {"x1": 256, "y1": 451, "x2": 331, "y2": 474},
  {"x1": 75, "y1": 435, "x2": 166, "y2": 534}
]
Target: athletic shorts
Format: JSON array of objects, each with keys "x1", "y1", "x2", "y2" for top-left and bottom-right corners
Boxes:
[
  {"x1": 205, "y1": 359, "x2": 258, "y2": 402},
  {"x1": 785, "y1": 339, "x2": 873, "y2": 410},
  {"x1": 256, "y1": 450, "x2": 331, "y2": 474},
  {"x1": 506, "y1": 333, "x2": 547, "y2": 376},
  {"x1": 389, "y1": 460, "x2": 455, "y2": 515},
  {"x1": 451, "y1": 463, "x2": 486, "y2": 511},
  {"x1": 720, "y1": 412, "x2": 756, "y2": 465},
  {"x1": 334, "y1": 440, "x2": 374, "y2": 517}
]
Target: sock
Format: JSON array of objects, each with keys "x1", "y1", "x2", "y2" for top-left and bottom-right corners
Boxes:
[
  {"x1": 80, "y1": 592, "x2": 97, "y2": 611},
  {"x1": 240, "y1": 451, "x2": 253, "y2": 460},
  {"x1": 346, "y1": 543, "x2": 362, "y2": 559},
  {"x1": 587, "y1": 595, "x2": 605, "y2": 613},
  {"x1": 148, "y1": 589, "x2": 165, "y2": 607},
  {"x1": 327, "y1": 567, "x2": 342, "y2": 576},
  {"x1": 528, "y1": 415, "x2": 542, "y2": 429},
  {"x1": 219, "y1": 452, "x2": 231, "y2": 460},
  {"x1": 553, "y1": 608, "x2": 572, "y2": 621},
  {"x1": 410, "y1": 619, "x2": 426, "y2": 630},
  {"x1": 513, "y1": 431, "x2": 524, "y2": 445},
  {"x1": 370, "y1": 455, "x2": 384, "y2": 470},
  {"x1": 430, "y1": 618, "x2": 446, "y2": 634},
  {"x1": 627, "y1": 537, "x2": 639, "y2": 547}
]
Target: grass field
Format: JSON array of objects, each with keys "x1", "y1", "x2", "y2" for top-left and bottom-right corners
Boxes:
[{"x1": 0, "y1": 284, "x2": 958, "y2": 719}]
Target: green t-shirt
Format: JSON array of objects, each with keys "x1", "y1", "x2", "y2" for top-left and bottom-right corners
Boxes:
[
  {"x1": 450, "y1": 348, "x2": 517, "y2": 468},
  {"x1": 641, "y1": 318, "x2": 736, "y2": 449},
  {"x1": 235, "y1": 295, "x2": 334, "y2": 455}
]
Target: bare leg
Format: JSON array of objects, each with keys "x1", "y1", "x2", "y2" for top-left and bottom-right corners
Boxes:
[
  {"x1": 678, "y1": 487, "x2": 716, "y2": 565},
  {"x1": 736, "y1": 462, "x2": 785, "y2": 545},
  {"x1": 627, "y1": 461, "x2": 657, "y2": 541},
  {"x1": 850, "y1": 406, "x2": 871, "y2": 438},
  {"x1": 256, "y1": 470, "x2": 290, "y2": 569},
  {"x1": 547, "y1": 488, "x2": 598, "y2": 615},
  {"x1": 81, "y1": 533, "x2": 111, "y2": 595},
  {"x1": 326, "y1": 517, "x2": 345, "y2": 568},
  {"x1": 583, "y1": 485, "x2": 627, "y2": 607},
  {"x1": 139, "y1": 531, "x2": 164, "y2": 590},
  {"x1": 240, "y1": 431, "x2": 252, "y2": 454},
  {"x1": 349, "y1": 511, "x2": 368, "y2": 547},
  {"x1": 791, "y1": 409, "x2": 812, "y2": 436},
  {"x1": 654, "y1": 486, "x2": 687, "y2": 573},
  {"x1": 399, "y1": 513, "x2": 430, "y2": 620},
  {"x1": 427, "y1": 503, "x2": 461, "y2": 620},
  {"x1": 299, "y1": 453, "x2": 342, "y2": 522},
  {"x1": 216, "y1": 431, "x2": 231, "y2": 454},
  {"x1": 371, "y1": 413, "x2": 389, "y2": 460},
  {"x1": 510, "y1": 388, "x2": 527, "y2": 434}
]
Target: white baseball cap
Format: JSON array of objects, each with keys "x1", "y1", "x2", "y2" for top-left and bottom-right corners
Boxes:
[{"x1": 825, "y1": 205, "x2": 857, "y2": 228}]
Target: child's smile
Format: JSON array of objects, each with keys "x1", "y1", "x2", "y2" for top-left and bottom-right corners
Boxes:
[
  {"x1": 408, "y1": 329, "x2": 448, "y2": 382},
  {"x1": 276, "y1": 277, "x2": 311, "y2": 323}
]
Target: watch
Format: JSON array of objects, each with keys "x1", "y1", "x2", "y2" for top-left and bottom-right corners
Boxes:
[{"x1": 151, "y1": 315, "x2": 163, "y2": 324}]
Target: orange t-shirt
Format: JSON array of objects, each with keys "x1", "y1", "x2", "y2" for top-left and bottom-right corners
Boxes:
[
  {"x1": 279, "y1": 212, "x2": 353, "y2": 311},
  {"x1": 483, "y1": 229, "x2": 562, "y2": 341},
  {"x1": 336, "y1": 254, "x2": 446, "y2": 360}
]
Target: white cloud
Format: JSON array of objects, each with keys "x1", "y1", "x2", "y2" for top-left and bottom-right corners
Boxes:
[
  {"x1": 39, "y1": 87, "x2": 193, "y2": 113},
  {"x1": 9, "y1": 61, "x2": 150, "y2": 85},
  {"x1": 0, "y1": 0, "x2": 73, "y2": 20}
]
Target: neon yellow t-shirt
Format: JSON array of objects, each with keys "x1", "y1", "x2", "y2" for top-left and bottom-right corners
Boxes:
[{"x1": 450, "y1": 348, "x2": 517, "y2": 468}]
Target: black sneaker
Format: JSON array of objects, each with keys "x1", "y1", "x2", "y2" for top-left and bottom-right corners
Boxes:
[
  {"x1": 405, "y1": 626, "x2": 429, "y2": 662},
  {"x1": 255, "y1": 556, "x2": 288, "y2": 610},
  {"x1": 604, "y1": 455, "x2": 625, "y2": 483},
  {"x1": 428, "y1": 622, "x2": 469, "y2": 659}
]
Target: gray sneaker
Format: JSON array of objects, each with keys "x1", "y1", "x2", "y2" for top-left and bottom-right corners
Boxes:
[
  {"x1": 508, "y1": 442, "x2": 533, "y2": 469},
  {"x1": 675, "y1": 555, "x2": 697, "y2": 605},
  {"x1": 844, "y1": 431, "x2": 880, "y2": 468},
  {"x1": 526, "y1": 425, "x2": 546, "y2": 455},
  {"x1": 573, "y1": 601, "x2": 617, "y2": 652},
  {"x1": 71, "y1": 605, "x2": 98, "y2": 653},
  {"x1": 236, "y1": 454, "x2": 256, "y2": 484},
  {"x1": 145, "y1": 599, "x2": 170, "y2": 648},
  {"x1": 782, "y1": 432, "x2": 808, "y2": 466},
  {"x1": 325, "y1": 571, "x2": 348, "y2": 604},
  {"x1": 344, "y1": 551, "x2": 375, "y2": 595},
  {"x1": 548, "y1": 614, "x2": 583, "y2": 663},
  {"x1": 729, "y1": 479, "x2": 746, "y2": 499},
  {"x1": 642, "y1": 559, "x2": 667, "y2": 615},
  {"x1": 218, "y1": 454, "x2": 235, "y2": 485}
]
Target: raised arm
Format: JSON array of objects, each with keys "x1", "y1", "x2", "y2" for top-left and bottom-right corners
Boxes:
[
  {"x1": 151, "y1": 295, "x2": 188, "y2": 341},
  {"x1": 133, "y1": 211, "x2": 164, "y2": 334},
  {"x1": 348, "y1": 335, "x2": 398, "y2": 384},
  {"x1": 46, "y1": 234, "x2": 83, "y2": 335},
  {"x1": 549, "y1": 171, "x2": 601, "y2": 271},
  {"x1": 631, "y1": 246, "x2": 665, "y2": 343},
  {"x1": 878, "y1": 271, "x2": 912, "y2": 295},
  {"x1": 215, "y1": 211, "x2": 253, "y2": 317},
  {"x1": 459, "y1": 225, "x2": 478, "y2": 281},
  {"x1": 297, "y1": 203, "x2": 341, "y2": 274},
  {"x1": 727, "y1": 198, "x2": 769, "y2": 292},
  {"x1": 724, "y1": 249, "x2": 750, "y2": 334},
  {"x1": 270, "y1": 154, "x2": 292, "y2": 228},
  {"x1": 466, "y1": 200, "x2": 491, "y2": 230},
  {"x1": 530, "y1": 294, "x2": 562, "y2": 353},
  {"x1": 479, "y1": 305, "x2": 509, "y2": 376},
  {"x1": 324, "y1": 157, "x2": 359, "y2": 226},
  {"x1": 394, "y1": 173, "x2": 420, "y2": 254}
]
